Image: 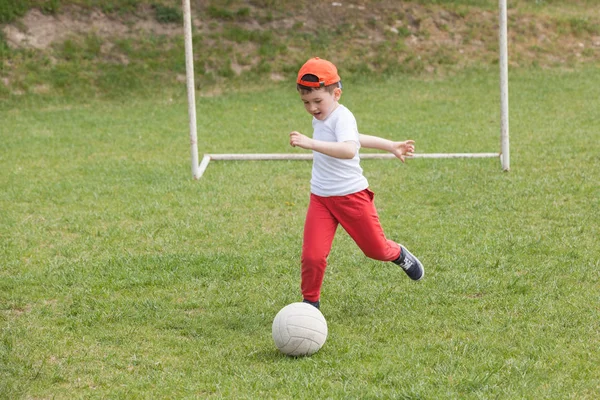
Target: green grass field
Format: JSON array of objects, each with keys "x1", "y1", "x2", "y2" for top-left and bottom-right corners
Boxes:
[{"x1": 1, "y1": 66, "x2": 599, "y2": 399}]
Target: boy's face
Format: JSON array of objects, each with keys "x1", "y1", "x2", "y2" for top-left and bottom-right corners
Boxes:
[{"x1": 299, "y1": 87, "x2": 341, "y2": 121}]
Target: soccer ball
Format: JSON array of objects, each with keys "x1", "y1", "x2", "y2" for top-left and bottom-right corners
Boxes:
[{"x1": 272, "y1": 302, "x2": 328, "y2": 356}]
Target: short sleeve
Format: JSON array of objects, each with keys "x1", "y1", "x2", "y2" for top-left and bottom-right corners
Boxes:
[{"x1": 333, "y1": 107, "x2": 359, "y2": 145}]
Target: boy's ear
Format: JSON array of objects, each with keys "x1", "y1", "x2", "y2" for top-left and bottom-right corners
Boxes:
[{"x1": 334, "y1": 87, "x2": 342, "y2": 100}]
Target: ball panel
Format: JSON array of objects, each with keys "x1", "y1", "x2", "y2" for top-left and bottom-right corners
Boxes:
[
  {"x1": 306, "y1": 340, "x2": 320, "y2": 356},
  {"x1": 272, "y1": 314, "x2": 290, "y2": 350},
  {"x1": 286, "y1": 324, "x2": 327, "y2": 344},
  {"x1": 280, "y1": 337, "x2": 308, "y2": 356},
  {"x1": 274, "y1": 311, "x2": 291, "y2": 344}
]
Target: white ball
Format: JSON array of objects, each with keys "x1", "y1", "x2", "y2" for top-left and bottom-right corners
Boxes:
[{"x1": 272, "y1": 302, "x2": 328, "y2": 356}]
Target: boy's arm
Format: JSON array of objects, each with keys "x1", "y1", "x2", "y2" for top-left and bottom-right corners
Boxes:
[
  {"x1": 359, "y1": 133, "x2": 415, "y2": 163},
  {"x1": 290, "y1": 131, "x2": 356, "y2": 159},
  {"x1": 359, "y1": 134, "x2": 395, "y2": 151}
]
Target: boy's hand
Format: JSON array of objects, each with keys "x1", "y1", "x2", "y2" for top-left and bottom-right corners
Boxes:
[
  {"x1": 390, "y1": 140, "x2": 415, "y2": 163},
  {"x1": 289, "y1": 131, "x2": 312, "y2": 150}
]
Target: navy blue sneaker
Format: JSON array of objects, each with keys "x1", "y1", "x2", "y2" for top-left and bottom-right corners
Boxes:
[
  {"x1": 393, "y1": 244, "x2": 424, "y2": 281},
  {"x1": 302, "y1": 299, "x2": 320, "y2": 309}
]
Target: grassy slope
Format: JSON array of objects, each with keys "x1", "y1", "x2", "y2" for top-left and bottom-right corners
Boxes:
[{"x1": 1, "y1": 0, "x2": 599, "y2": 99}]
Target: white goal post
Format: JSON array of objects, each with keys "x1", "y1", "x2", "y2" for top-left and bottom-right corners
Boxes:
[
  {"x1": 498, "y1": 0, "x2": 510, "y2": 171},
  {"x1": 182, "y1": 0, "x2": 510, "y2": 179}
]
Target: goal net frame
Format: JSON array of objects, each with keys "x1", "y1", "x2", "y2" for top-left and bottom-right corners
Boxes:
[{"x1": 182, "y1": 0, "x2": 510, "y2": 179}]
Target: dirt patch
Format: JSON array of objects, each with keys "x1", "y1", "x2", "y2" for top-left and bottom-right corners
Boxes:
[{"x1": 2, "y1": 5, "x2": 181, "y2": 50}]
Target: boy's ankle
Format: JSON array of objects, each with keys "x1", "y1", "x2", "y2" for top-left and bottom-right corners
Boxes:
[{"x1": 302, "y1": 299, "x2": 320, "y2": 309}]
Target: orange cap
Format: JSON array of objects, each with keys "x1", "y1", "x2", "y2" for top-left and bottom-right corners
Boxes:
[{"x1": 297, "y1": 57, "x2": 341, "y2": 88}]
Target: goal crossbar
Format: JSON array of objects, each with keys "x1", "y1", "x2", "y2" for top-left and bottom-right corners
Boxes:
[
  {"x1": 182, "y1": 0, "x2": 510, "y2": 180},
  {"x1": 197, "y1": 152, "x2": 500, "y2": 179}
]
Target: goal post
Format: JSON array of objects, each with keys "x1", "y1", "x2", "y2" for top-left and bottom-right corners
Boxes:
[
  {"x1": 182, "y1": 0, "x2": 510, "y2": 179},
  {"x1": 499, "y1": 0, "x2": 510, "y2": 171},
  {"x1": 182, "y1": 0, "x2": 200, "y2": 179}
]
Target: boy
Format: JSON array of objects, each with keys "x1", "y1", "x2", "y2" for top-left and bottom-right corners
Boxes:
[{"x1": 289, "y1": 57, "x2": 424, "y2": 310}]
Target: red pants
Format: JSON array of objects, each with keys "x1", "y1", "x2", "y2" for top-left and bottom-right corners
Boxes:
[{"x1": 301, "y1": 188, "x2": 401, "y2": 302}]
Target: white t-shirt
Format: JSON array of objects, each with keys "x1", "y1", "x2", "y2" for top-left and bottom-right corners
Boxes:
[{"x1": 310, "y1": 105, "x2": 369, "y2": 196}]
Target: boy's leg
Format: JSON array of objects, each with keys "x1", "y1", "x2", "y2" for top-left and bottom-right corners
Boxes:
[
  {"x1": 333, "y1": 189, "x2": 424, "y2": 280},
  {"x1": 301, "y1": 194, "x2": 338, "y2": 304},
  {"x1": 332, "y1": 189, "x2": 401, "y2": 261}
]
